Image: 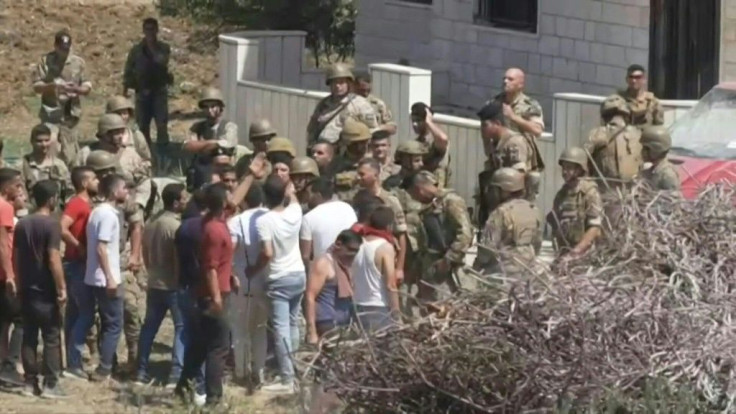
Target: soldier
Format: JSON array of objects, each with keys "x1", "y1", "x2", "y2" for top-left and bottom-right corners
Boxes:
[
  {"x1": 290, "y1": 157, "x2": 320, "y2": 211},
  {"x1": 32, "y1": 30, "x2": 92, "y2": 166},
  {"x1": 383, "y1": 140, "x2": 427, "y2": 191},
  {"x1": 334, "y1": 119, "x2": 372, "y2": 202},
  {"x1": 371, "y1": 131, "x2": 401, "y2": 183},
  {"x1": 310, "y1": 141, "x2": 338, "y2": 179},
  {"x1": 616, "y1": 65, "x2": 664, "y2": 128},
  {"x1": 584, "y1": 95, "x2": 643, "y2": 192},
  {"x1": 353, "y1": 70, "x2": 397, "y2": 135},
  {"x1": 411, "y1": 102, "x2": 450, "y2": 188},
  {"x1": 548, "y1": 148, "x2": 603, "y2": 257},
  {"x1": 638, "y1": 126, "x2": 681, "y2": 192},
  {"x1": 306, "y1": 63, "x2": 378, "y2": 147},
  {"x1": 123, "y1": 18, "x2": 172, "y2": 159},
  {"x1": 184, "y1": 87, "x2": 238, "y2": 190},
  {"x1": 491, "y1": 68, "x2": 545, "y2": 139},
  {"x1": 403, "y1": 171, "x2": 473, "y2": 302},
  {"x1": 249, "y1": 119, "x2": 277, "y2": 155},
  {"x1": 473, "y1": 168, "x2": 541, "y2": 277},
  {"x1": 21, "y1": 124, "x2": 71, "y2": 202},
  {"x1": 105, "y1": 96, "x2": 152, "y2": 162}
]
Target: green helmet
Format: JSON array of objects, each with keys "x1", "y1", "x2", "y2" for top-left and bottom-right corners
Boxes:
[
  {"x1": 600, "y1": 94, "x2": 630, "y2": 117},
  {"x1": 340, "y1": 118, "x2": 371, "y2": 144},
  {"x1": 96, "y1": 113, "x2": 127, "y2": 138},
  {"x1": 558, "y1": 147, "x2": 589, "y2": 173},
  {"x1": 640, "y1": 126, "x2": 671, "y2": 157},
  {"x1": 105, "y1": 96, "x2": 134, "y2": 114},
  {"x1": 325, "y1": 63, "x2": 354, "y2": 85},
  {"x1": 290, "y1": 156, "x2": 320, "y2": 177},
  {"x1": 198, "y1": 87, "x2": 225, "y2": 108},
  {"x1": 249, "y1": 119, "x2": 277, "y2": 141},
  {"x1": 86, "y1": 150, "x2": 117, "y2": 171},
  {"x1": 266, "y1": 137, "x2": 296, "y2": 157},
  {"x1": 394, "y1": 140, "x2": 427, "y2": 163},
  {"x1": 490, "y1": 168, "x2": 525, "y2": 192}
]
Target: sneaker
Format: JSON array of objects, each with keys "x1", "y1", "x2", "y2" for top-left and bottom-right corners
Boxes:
[
  {"x1": 134, "y1": 373, "x2": 153, "y2": 387},
  {"x1": 193, "y1": 392, "x2": 206, "y2": 407},
  {"x1": 88, "y1": 369, "x2": 111, "y2": 382},
  {"x1": 64, "y1": 367, "x2": 89, "y2": 381},
  {"x1": 261, "y1": 381, "x2": 296, "y2": 395},
  {"x1": 0, "y1": 363, "x2": 24, "y2": 386},
  {"x1": 19, "y1": 382, "x2": 41, "y2": 397},
  {"x1": 41, "y1": 383, "x2": 68, "y2": 399}
]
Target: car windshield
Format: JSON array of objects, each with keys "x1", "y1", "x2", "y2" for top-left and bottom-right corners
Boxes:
[{"x1": 669, "y1": 86, "x2": 736, "y2": 160}]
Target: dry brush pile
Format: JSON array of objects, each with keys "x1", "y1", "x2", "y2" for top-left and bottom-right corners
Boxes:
[{"x1": 312, "y1": 185, "x2": 736, "y2": 413}]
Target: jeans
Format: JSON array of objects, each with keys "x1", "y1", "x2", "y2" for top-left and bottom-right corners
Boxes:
[
  {"x1": 136, "y1": 89, "x2": 169, "y2": 146},
  {"x1": 177, "y1": 295, "x2": 230, "y2": 404},
  {"x1": 178, "y1": 288, "x2": 204, "y2": 394},
  {"x1": 355, "y1": 305, "x2": 393, "y2": 333},
  {"x1": 70, "y1": 284, "x2": 123, "y2": 374},
  {"x1": 137, "y1": 288, "x2": 184, "y2": 380},
  {"x1": 63, "y1": 260, "x2": 86, "y2": 357},
  {"x1": 231, "y1": 277, "x2": 268, "y2": 382},
  {"x1": 21, "y1": 295, "x2": 62, "y2": 386},
  {"x1": 0, "y1": 282, "x2": 22, "y2": 366},
  {"x1": 266, "y1": 272, "x2": 306, "y2": 384}
]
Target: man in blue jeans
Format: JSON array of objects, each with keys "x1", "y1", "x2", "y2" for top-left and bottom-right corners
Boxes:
[
  {"x1": 67, "y1": 174, "x2": 128, "y2": 381},
  {"x1": 135, "y1": 183, "x2": 187, "y2": 386}
]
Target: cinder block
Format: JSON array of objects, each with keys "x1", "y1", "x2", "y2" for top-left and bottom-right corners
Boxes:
[
  {"x1": 538, "y1": 36, "x2": 561, "y2": 56},
  {"x1": 444, "y1": 0, "x2": 473, "y2": 22},
  {"x1": 579, "y1": 62, "x2": 597, "y2": 83},
  {"x1": 560, "y1": 38, "x2": 575, "y2": 58},
  {"x1": 589, "y1": 1, "x2": 603, "y2": 21},
  {"x1": 451, "y1": 43, "x2": 472, "y2": 63},
  {"x1": 540, "y1": 14, "x2": 556, "y2": 35},
  {"x1": 585, "y1": 22, "x2": 596, "y2": 41},
  {"x1": 450, "y1": 63, "x2": 465, "y2": 80},
  {"x1": 503, "y1": 50, "x2": 529, "y2": 69},
  {"x1": 595, "y1": 23, "x2": 632, "y2": 47},
  {"x1": 624, "y1": 48, "x2": 648, "y2": 67},
  {"x1": 528, "y1": 53, "x2": 542, "y2": 74},
  {"x1": 601, "y1": 3, "x2": 640, "y2": 27},
  {"x1": 595, "y1": 64, "x2": 621, "y2": 87},
  {"x1": 632, "y1": 28, "x2": 649, "y2": 48},
  {"x1": 432, "y1": 39, "x2": 454, "y2": 61},
  {"x1": 540, "y1": 56, "x2": 554, "y2": 73},
  {"x1": 574, "y1": 40, "x2": 590, "y2": 61},
  {"x1": 567, "y1": 18, "x2": 586, "y2": 39},
  {"x1": 555, "y1": 16, "x2": 568, "y2": 37},
  {"x1": 601, "y1": 45, "x2": 626, "y2": 66},
  {"x1": 454, "y1": 24, "x2": 478, "y2": 43},
  {"x1": 430, "y1": 18, "x2": 454, "y2": 40}
]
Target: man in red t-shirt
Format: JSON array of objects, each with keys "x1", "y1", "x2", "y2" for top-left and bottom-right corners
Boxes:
[
  {"x1": 0, "y1": 168, "x2": 26, "y2": 385},
  {"x1": 60, "y1": 166, "x2": 98, "y2": 363}
]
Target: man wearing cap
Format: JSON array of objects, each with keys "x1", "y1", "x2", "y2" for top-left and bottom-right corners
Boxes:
[
  {"x1": 306, "y1": 63, "x2": 378, "y2": 148},
  {"x1": 21, "y1": 124, "x2": 71, "y2": 205},
  {"x1": 411, "y1": 102, "x2": 451, "y2": 189},
  {"x1": 491, "y1": 68, "x2": 545, "y2": 139},
  {"x1": 353, "y1": 70, "x2": 397, "y2": 136},
  {"x1": 334, "y1": 119, "x2": 372, "y2": 202},
  {"x1": 33, "y1": 29, "x2": 92, "y2": 167},
  {"x1": 106, "y1": 96, "x2": 153, "y2": 162},
  {"x1": 123, "y1": 18, "x2": 173, "y2": 160}
]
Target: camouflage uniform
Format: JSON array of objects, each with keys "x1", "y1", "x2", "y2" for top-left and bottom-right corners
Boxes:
[
  {"x1": 639, "y1": 160, "x2": 681, "y2": 192},
  {"x1": 416, "y1": 134, "x2": 451, "y2": 189},
  {"x1": 366, "y1": 94, "x2": 395, "y2": 128},
  {"x1": 33, "y1": 51, "x2": 92, "y2": 166},
  {"x1": 616, "y1": 90, "x2": 664, "y2": 128},
  {"x1": 637, "y1": 126, "x2": 681, "y2": 193},
  {"x1": 549, "y1": 179, "x2": 603, "y2": 254},
  {"x1": 378, "y1": 160, "x2": 402, "y2": 183},
  {"x1": 493, "y1": 91, "x2": 545, "y2": 134},
  {"x1": 20, "y1": 154, "x2": 71, "y2": 199},
  {"x1": 306, "y1": 94, "x2": 378, "y2": 146},
  {"x1": 393, "y1": 186, "x2": 425, "y2": 313}
]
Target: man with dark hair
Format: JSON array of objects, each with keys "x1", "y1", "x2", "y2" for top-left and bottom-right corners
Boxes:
[
  {"x1": 136, "y1": 183, "x2": 187, "y2": 386},
  {"x1": 14, "y1": 180, "x2": 66, "y2": 397},
  {"x1": 371, "y1": 130, "x2": 400, "y2": 183},
  {"x1": 410, "y1": 101, "x2": 450, "y2": 188},
  {"x1": 353, "y1": 70, "x2": 397, "y2": 136},
  {"x1": 213, "y1": 164, "x2": 237, "y2": 193},
  {"x1": 70, "y1": 174, "x2": 128, "y2": 382},
  {"x1": 310, "y1": 141, "x2": 337, "y2": 179},
  {"x1": 21, "y1": 124, "x2": 70, "y2": 201},
  {"x1": 616, "y1": 64, "x2": 664, "y2": 128},
  {"x1": 0, "y1": 168, "x2": 25, "y2": 386}
]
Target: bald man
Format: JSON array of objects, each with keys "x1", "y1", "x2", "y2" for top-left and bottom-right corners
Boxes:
[{"x1": 491, "y1": 68, "x2": 544, "y2": 138}]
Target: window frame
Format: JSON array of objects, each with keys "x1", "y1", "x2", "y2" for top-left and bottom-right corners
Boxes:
[{"x1": 473, "y1": 0, "x2": 539, "y2": 34}]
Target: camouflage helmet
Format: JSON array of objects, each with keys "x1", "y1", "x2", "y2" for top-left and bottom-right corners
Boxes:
[
  {"x1": 96, "y1": 113, "x2": 127, "y2": 138},
  {"x1": 86, "y1": 150, "x2": 117, "y2": 171},
  {"x1": 558, "y1": 147, "x2": 589, "y2": 173},
  {"x1": 640, "y1": 126, "x2": 671, "y2": 157},
  {"x1": 490, "y1": 168, "x2": 525, "y2": 192},
  {"x1": 325, "y1": 63, "x2": 354, "y2": 85},
  {"x1": 340, "y1": 118, "x2": 371, "y2": 144},
  {"x1": 290, "y1": 156, "x2": 320, "y2": 177},
  {"x1": 600, "y1": 94, "x2": 630, "y2": 117},
  {"x1": 249, "y1": 119, "x2": 277, "y2": 141},
  {"x1": 105, "y1": 96, "x2": 134, "y2": 114},
  {"x1": 394, "y1": 140, "x2": 428, "y2": 163},
  {"x1": 198, "y1": 87, "x2": 225, "y2": 108},
  {"x1": 266, "y1": 137, "x2": 296, "y2": 157}
]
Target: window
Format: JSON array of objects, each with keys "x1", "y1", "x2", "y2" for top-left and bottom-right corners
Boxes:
[
  {"x1": 397, "y1": 0, "x2": 432, "y2": 4},
  {"x1": 475, "y1": 0, "x2": 538, "y2": 33}
]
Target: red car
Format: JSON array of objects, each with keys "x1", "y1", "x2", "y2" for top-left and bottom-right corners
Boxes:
[{"x1": 669, "y1": 83, "x2": 736, "y2": 199}]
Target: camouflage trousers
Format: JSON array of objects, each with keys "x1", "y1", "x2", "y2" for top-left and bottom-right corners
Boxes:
[
  {"x1": 122, "y1": 269, "x2": 146, "y2": 367},
  {"x1": 415, "y1": 253, "x2": 464, "y2": 304}
]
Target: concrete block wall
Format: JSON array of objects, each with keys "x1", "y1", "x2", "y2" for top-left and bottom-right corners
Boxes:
[
  {"x1": 721, "y1": 0, "x2": 736, "y2": 82},
  {"x1": 355, "y1": 0, "x2": 652, "y2": 125}
]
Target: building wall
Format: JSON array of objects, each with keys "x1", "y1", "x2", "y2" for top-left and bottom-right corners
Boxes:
[
  {"x1": 355, "y1": 0, "x2": 651, "y2": 121},
  {"x1": 721, "y1": 0, "x2": 736, "y2": 81}
]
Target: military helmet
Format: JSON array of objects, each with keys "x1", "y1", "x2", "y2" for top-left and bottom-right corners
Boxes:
[
  {"x1": 198, "y1": 87, "x2": 225, "y2": 108},
  {"x1": 249, "y1": 119, "x2": 277, "y2": 141},
  {"x1": 340, "y1": 118, "x2": 371, "y2": 144},
  {"x1": 600, "y1": 94, "x2": 630, "y2": 117},
  {"x1": 290, "y1": 156, "x2": 320, "y2": 177},
  {"x1": 96, "y1": 113, "x2": 127, "y2": 137},
  {"x1": 266, "y1": 137, "x2": 296, "y2": 157},
  {"x1": 558, "y1": 147, "x2": 589, "y2": 173},
  {"x1": 490, "y1": 168, "x2": 525, "y2": 192},
  {"x1": 105, "y1": 96, "x2": 134, "y2": 114},
  {"x1": 86, "y1": 150, "x2": 117, "y2": 171},
  {"x1": 325, "y1": 63, "x2": 354, "y2": 85},
  {"x1": 394, "y1": 140, "x2": 427, "y2": 162},
  {"x1": 640, "y1": 126, "x2": 671, "y2": 156}
]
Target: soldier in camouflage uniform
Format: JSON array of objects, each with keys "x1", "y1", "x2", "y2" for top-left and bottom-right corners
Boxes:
[
  {"x1": 638, "y1": 126, "x2": 681, "y2": 192},
  {"x1": 334, "y1": 119, "x2": 372, "y2": 202},
  {"x1": 235, "y1": 119, "x2": 277, "y2": 179},
  {"x1": 584, "y1": 95, "x2": 643, "y2": 192},
  {"x1": 383, "y1": 140, "x2": 427, "y2": 191},
  {"x1": 548, "y1": 148, "x2": 603, "y2": 257},
  {"x1": 354, "y1": 70, "x2": 397, "y2": 136},
  {"x1": 21, "y1": 124, "x2": 71, "y2": 203},
  {"x1": 491, "y1": 68, "x2": 545, "y2": 139},
  {"x1": 306, "y1": 63, "x2": 378, "y2": 148},
  {"x1": 616, "y1": 65, "x2": 664, "y2": 128},
  {"x1": 105, "y1": 96, "x2": 152, "y2": 163},
  {"x1": 473, "y1": 168, "x2": 541, "y2": 277},
  {"x1": 411, "y1": 103, "x2": 451, "y2": 189},
  {"x1": 403, "y1": 171, "x2": 473, "y2": 302},
  {"x1": 371, "y1": 131, "x2": 401, "y2": 183},
  {"x1": 32, "y1": 30, "x2": 93, "y2": 166},
  {"x1": 290, "y1": 156, "x2": 320, "y2": 212},
  {"x1": 266, "y1": 137, "x2": 296, "y2": 184}
]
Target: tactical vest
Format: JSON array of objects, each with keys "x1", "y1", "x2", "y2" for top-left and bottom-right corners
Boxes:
[
  {"x1": 588, "y1": 122, "x2": 642, "y2": 185},
  {"x1": 550, "y1": 181, "x2": 596, "y2": 248},
  {"x1": 500, "y1": 199, "x2": 540, "y2": 248},
  {"x1": 187, "y1": 119, "x2": 230, "y2": 191}
]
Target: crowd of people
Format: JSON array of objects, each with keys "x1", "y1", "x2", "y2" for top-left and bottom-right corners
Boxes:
[{"x1": 0, "y1": 15, "x2": 683, "y2": 409}]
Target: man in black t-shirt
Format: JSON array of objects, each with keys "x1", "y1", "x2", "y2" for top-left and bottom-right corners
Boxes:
[{"x1": 14, "y1": 180, "x2": 67, "y2": 398}]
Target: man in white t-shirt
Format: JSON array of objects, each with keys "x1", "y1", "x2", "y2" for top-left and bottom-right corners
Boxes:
[
  {"x1": 72, "y1": 174, "x2": 128, "y2": 381},
  {"x1": 300, "y1": 177, "x2": 357, "y2": 268},
  {"x1": 250, "y1": 175, "x2": 305, "y2": 394},
  {"x1": 227, "y1": 184, "x2": 268, "y2": 389}
]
